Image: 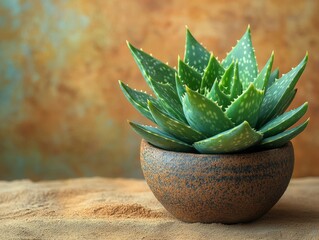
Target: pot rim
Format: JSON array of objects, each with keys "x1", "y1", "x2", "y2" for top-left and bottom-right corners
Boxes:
[{"x1": 141, "y1": 139, "x2": 293, "y2": 158}]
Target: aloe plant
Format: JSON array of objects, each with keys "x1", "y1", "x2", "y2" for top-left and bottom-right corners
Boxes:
[{"x1": 119, "y1": 26, "x2": 309, "y2": 153}]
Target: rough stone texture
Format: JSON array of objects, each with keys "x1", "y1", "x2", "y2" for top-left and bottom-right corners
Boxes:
[
  {"x1": 0, "y1": 0, "x2": 318, "y2": 180},
  {"x1": 0, "y1": 177, "x2": 318, "y2": 239},
  {"x1": 141, "y1": 140, "x2": 294, "y2": 223}
]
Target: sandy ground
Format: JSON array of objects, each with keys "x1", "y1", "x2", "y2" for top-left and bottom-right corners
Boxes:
[{"x1": 0, "y1": 177, "x2": 318, "y2": 240}]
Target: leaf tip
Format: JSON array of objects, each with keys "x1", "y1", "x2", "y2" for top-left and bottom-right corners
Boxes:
[
  {"x1": 304, "y1": 101, "x2": 309, "y2": 108},
  {"x1": 126, "y1": 40, "x2": 134, "y2": 50},
  {"x1": 304, "y1": 117, "x2": 310, "y2": 127},
  {"x1": 305, "y1": 51, "x2": 309, "y2": 61},
  {"x1": 185, "y1": 26, "x2": 192, "y2": 36},
  {"x1": 146, "y1": 99, "x2": 153, "y2": 109},
  {"x1": 185, "y1": 85, "x2": 191, "y2": 93}
]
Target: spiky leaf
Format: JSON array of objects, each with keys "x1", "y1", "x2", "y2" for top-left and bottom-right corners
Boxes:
[
  {"x1": 129, "y1": 122, "x2": 194, "y2": 152},
  {"x1": 148, "y1": 101, "x2": 206, "y2": 144},
  {"x1": 200, "y1": 55, "x2": 225, "y2": 93},
  {"x1": 150, "y1": 78, "x2": 186, "y2": 123},
  {"x1": 127, "y1": 42, "x2": 176, "y2": 86},
  {"x1": 219, "y1": 62, "x2": 235, "y2": 95},
  {"x1": 194, "y1": 121, "x2": 263, "y2": 153},
  {"x1": 259, "y1": 102, "x2": 308, "y2": 138},
  {"x1": 277, "y1": 89, "x2": 297, "y2": 115},
  {"x1": 178, "y1": 58, "x2": 202, "y2": 90},
  {"x1": 267, "y1": 68, "x2": 279, "y2": 89},
  {"x1": 182, "y1": 87, "x2": 234, "y2": 137},
  {"x1": 184, "y1": 28, "x2": 210, "y2": 74},
  {"x1": 260, "y1": 119, "x2": 309, "y2": 149},
  {"x1": 175, "y1": 74, "x2": 186, "y2": 102},
  {"x1": 229, "y1": 62, "x2": 242, "y2": 100},
  {"x1": 253, "y1": 52, "x2": 274, "y2": 90},
  {"x1": 258, "y1": 54, "x2": 308, "y2": 126},
  {"x1": 119, "y1": 81, "x2": 156, "y2": 122},
  {"x1": 222, "y1": 26, "x2": 258, "y2": 89},
  {"x1": 207, "y1": 80, "x2": 231, "y2": 111},
  {"x1": 225, "y1": 83, "x2": 264, "y2": 127}
]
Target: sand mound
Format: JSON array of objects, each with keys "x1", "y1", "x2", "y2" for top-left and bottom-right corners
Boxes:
[{"x1": 0, "y1": 177, "x2": 318, "y2": 239}]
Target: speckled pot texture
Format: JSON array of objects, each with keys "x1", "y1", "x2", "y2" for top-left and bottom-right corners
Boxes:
[{"x1": 140, "y1": 139, "x2": 294, "y2": 224}]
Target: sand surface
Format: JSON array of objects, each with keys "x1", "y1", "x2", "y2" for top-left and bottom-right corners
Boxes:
[{"x1": 0, "y1": 177, "x2": 318, "y2": 240}]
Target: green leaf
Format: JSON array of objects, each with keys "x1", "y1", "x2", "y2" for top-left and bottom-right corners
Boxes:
[
  {"x1": 119, "y1": 81, "x2": 157, "y2": 122},
  {"x1": 222, "y1": 26, "x2": 258, "y2": 89},
  {"x1": 148, "y1": 101, "x2": 206, "y2": 144},
  {"x1": 175, "y1": 74, "x2": 186, "y2": 102},
  {"x1": 184, "y1": 28, "x2": 210, "y2": 74},
  {"x1": 178, "y1": 58, "x2": 202, "y2": 91},
  {"x1": 127, "y1": 41, "x2": 176, "y2": 87},
  {"x1": 182, "y1": 87, "x2": 234, "y2": 137},
  {"x1": 259, "y1": 119, "x2": 309, "y2": 149},
  {"x1": 200, "y1": 55, "x2": 225, "y2": 94},
  {"x1": 259, "y1": 102, "x2": 308, "y2": 138},
  {"x1": 193, "y1": 121, "x2": 263, "y2": 153},
  {"x1": 225, "y1": 83, "x2": 264, "y2": 128},
  {"x1": 277, "y1": 89, "x2": 297, "y2": 115},
  {"x1": 129, "y1": 122, "x2": 194, "y2": 152},
  {"x1": 258, "y1": 89, "x2": 297, "y2": 128},
  {"x1": 219, "y1": 62, "x2": 235, "y2": 95},
  {"x1": 207, "y1": 80, "x2": 231, "y2": 111},
  {"x1": 230, "y1": 62, "x2": 243, "y2": 100},
  {"x1": 267, "y1": 68, "x2": 279, "y2": 89},
  {"x1": 257, "y1": 89, "x2": 297, "y2": 129},
  {"x1": 150, "y1": 78, "x2": 187, "y2": 123},
  {"x1": 257, "y1": 54, "x2": 308, "y2": 126},
  {"x1": 254, "y1": 52, "x2": 274, "y2": 90}
]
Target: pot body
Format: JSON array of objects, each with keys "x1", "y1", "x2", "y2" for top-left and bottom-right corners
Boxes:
[{"x1": 140, "y1": 140, "x2": 294, "y2": 224}]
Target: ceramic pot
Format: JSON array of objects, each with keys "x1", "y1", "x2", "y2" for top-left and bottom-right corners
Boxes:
[{"x1": 140, "y1": 139, "x2": 294, "y2": 224}]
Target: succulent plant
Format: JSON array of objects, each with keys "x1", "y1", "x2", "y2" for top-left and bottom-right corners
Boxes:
[{"x1": 119, "y1": 26, "x2": 309, "y2": 154}]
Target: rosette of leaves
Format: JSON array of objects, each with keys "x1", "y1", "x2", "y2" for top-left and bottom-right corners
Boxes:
[{"x1": 119, "y1": 26, "x2": 309, "y2": 154}]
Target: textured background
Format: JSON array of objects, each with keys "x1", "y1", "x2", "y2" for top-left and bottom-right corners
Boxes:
[{"x1": 0, "y1": 0, "x2": 318, "y2": 180}]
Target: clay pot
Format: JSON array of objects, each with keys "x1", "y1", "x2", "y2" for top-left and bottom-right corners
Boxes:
[{"x1": 140, "y1": 139, "x2": 294, "y2": 224}]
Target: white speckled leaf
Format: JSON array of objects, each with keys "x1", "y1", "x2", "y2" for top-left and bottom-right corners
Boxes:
[
  {"x1": 219, "y1": 62, "x2": 235, "y2": 95},
  {"x1": 207, "y1": 80, "x2": 231, "y2": 111},
  {"x1": 222, "y1": 26, "x2": 258, "y2": 89},
  {"x1": 254, "y1": 52, "x2": 274, "y2": 90},
  {"x1": 175, "y1": 74, "x2": 186, "y2": 102},
  {"x1": 200, "y1": 55, "x2": 225, "y2": 93},
  {"x1": 225, "y1": 83, "x2": 264, "y2": 128},
  {"x1": 193, "y1": 121, "x2": 263, "y2": 153},
  {"x1": 266, "y1": 68, "x2": 279, "y2": 89},
  {"x1": 119, "y1": 81, "x2": 157, "y2": 122},
  {"x1": 256, "y1": 89, "x2": 297, "y2": 129},
  {"x1": 258, "y1": 54, "x2": 308, "y2": 126},
  {"x1": 127, "y1": 42, "x2": 176, "y2": 87},
  {"x1": 182, "y1": 87, "x2": 234, "y2": 137},
  {"x1": 259, "y1": 119, "x2": 309, "y2": 149},
  {"x1": 277, "y1": 89, "x2": 297, "y2": 115},
  {"x1": 148, "y1": 101, "x2": 206, "y2": 144},
  {"x1": 259, "y1": 102, "x2": 308, "y2": 138},
  {"x1": 150, "y1": 78, "x2": 187, "y2": 123},
  {"x1": 230, "y1": 62, "x2": 243, "y2": 100},
  {"x1": 178, "y1": 58, "x2": 202, "y2": 91},
  {"x1": 184, "y1": 28, "x2": 210, "y2": 74},
  {"x1": 129, "y1": 122, "x2": 194, "y2": 152}
]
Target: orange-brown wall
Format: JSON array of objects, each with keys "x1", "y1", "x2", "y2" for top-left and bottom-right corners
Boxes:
[{"x1": 0, "y1": 0, "x2": 318, "y2": 180}]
